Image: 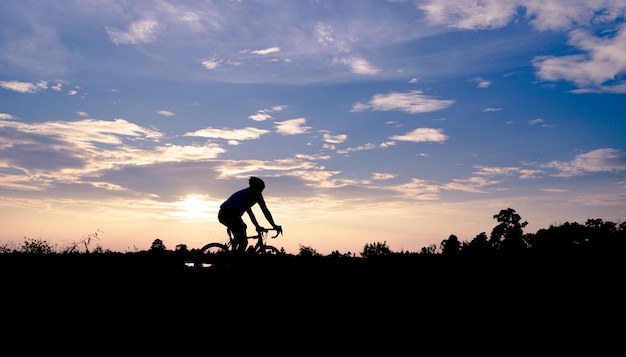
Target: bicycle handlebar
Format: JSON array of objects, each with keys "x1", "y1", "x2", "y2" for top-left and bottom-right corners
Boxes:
[{"x1": 257, "y1": 227, "x2": 283, "y2": 238}]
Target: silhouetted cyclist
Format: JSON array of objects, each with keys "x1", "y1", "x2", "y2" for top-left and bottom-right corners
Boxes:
[{"x1": 218, "y1": 176, "x2": 282, "y2": 253}]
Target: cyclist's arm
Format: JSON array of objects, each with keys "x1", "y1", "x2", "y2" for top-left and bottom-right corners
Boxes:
[
  {"x1": 257, "y1": 195, "x2": 280, "y2": 231},
  {"x1": 246, "y1": 207, "x2": 262, "y2": 231}
]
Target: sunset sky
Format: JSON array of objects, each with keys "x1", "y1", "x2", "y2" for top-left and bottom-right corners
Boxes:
[{"x1": 1, "y1": 0, "x2": 625, "y2": 255}]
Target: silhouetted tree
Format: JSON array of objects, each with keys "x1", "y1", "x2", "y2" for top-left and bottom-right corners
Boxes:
[
  {"x1": 463, "y1": 232, "x2": 492, "y2": 256},
  {"x1": 21, "y1": 237, "x2": 54, "y2": 254},
  {"x1": 298, "y1": 244, "x2": 320, "y2": 257},
  {"x1": 490, "y1": 208, "x2": 528, "y2": 254},
  {"x1": 150, "y1": 238, "x2": 166, "y2": 252},
  {"x1": 585, "y1": 218, "x2": 617, "y2": 251},
  {"x1": 527, "y1": 222, "x2": 585, "y2": 253},
  {"x1": 420, "y1": 244, "x2": 438, "y2": 255},
  {"x1": 361, "y1": 241, "x2": 392, "y2": 258},
  {"x1": 441, "y1": 234, "x2": 461, "y2": 256},
  {"x1": 329, "y1": 250, "x2": 353, "y2": 258}
]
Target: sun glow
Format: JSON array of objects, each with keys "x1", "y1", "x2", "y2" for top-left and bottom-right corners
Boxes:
[{"x1": 172, "y1": 194, "x2": 214, "y2": 222}]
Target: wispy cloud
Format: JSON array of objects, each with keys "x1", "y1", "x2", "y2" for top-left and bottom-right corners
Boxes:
[
  {"x1": 389, "y1": 128, "x2": 448, "y2": 143},
  {"x1": 534, "y1": 25, "x2": 626, "y2": 92},
  {"x1": 474, "y1": 77, "x2": 491, "y2": 88},
  {"x1": 0, "y1": 113, "x2": 17, "y2": 120},
  {"x1": 372, "y1": 172, "x2": 396, "y2": 180},
  {"x1": 528, "y1": 118, "x2": 544, "y2": 125},
  {"x1": 351, "y1": 90, "x2": 455, "y2": 114},
  {"x1": 249, "y1": 106, "x2": 284, "y2": 121},
  {"x1": 336, "y1": 143, "x2": 377, "y2": 154},
  {"x1": 106, "y1": 19, "x2": 160, "y2": 45},
  {"x1": 0, "y1": 118, "x2": 228, "y2": 190},
  {"x1": 418, "y1": 1, "x2": 518, "y2": 30},
  {"x1": 201, "y1": 56, "x2": 223, "y2": 69},
  {"x1": 323, "y1": 133, "x2": 347, "y2": 144},
  {"x1": 250, "y1": 47, "x2": 281, "y2": 55},
  {"x1": 157, "y1": 110, "x2": 175, "y2": 117},
  {"x1": 0, "y1": 80, "x2": 47, "y2": 93},
  {"x1": 336, "y1": 56, "x2": 380, "y2": 75},
  {"x1": 543, "y1": 148, "x2": 626, "y2": 177},
  {"x1": 185, "y1": 127, "x2": 269, "y2": 142},
  {"x1": 419, "y1": 1, "x2": 625, "y2": 31},
  {"x1": 274, "y1": 118, "x2": 311, "y2": 135}
]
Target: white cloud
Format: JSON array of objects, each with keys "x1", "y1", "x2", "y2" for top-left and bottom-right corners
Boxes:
[
  {"x1": 0, "y1": 118, "x2": 189, "y2": 185},
  {"x1": 185, "y1": 127, "x2": 269, "y2": 141},
  {"x1": 389, "y1": 128, "x2": 448, "y2": 143},
  {"x1": 474, "y1": 77, "x2": 491, "y2": 88},
  {"x1": 249, "y1": 106, "x2": 284, "y2": 121},
  {"x1": 533, "y1": 25, "x2": 626, "y2": 92},
  {"x1": 352, "y1": 90, "x2": 455, "y2": 114},
  {"x1": 106, "y1": 19, "x2": 160, "y2": 45},
  {"x1": 419, "y1": 0, "x2": 626, "y2": 31},
  {"x1": 336, "y1": 143, "x2": 377, "y2": 154},
  {"x1": 519, "y1": 169, "x2": 542, "y2": 179},
  {"x1": 372, "y1": 172, "x2": 396, "y2": 181},
  {"x1": 323, "y1": 133, "x2": 347, "y2": 144},
  {"x1": 442, "y1": 176, "x2": 498, "y2": 193},
  {"x1": 249, "y1": 112, "x2": 272, "y2": 121},
  {"x1": 0, "y1": 113, "x2": 16, "y2": 120},
  {"x1": 157, "y1": 110, "x2": 175, "y2": 117},
  {"x1": 525, "y1": 0, "x2": 626, "y2": 31},
  {"x1": 418, "y1": 0, "x2": 519, "y2": 30},
  {"x1": 274, "y1": 118, "x2": 311, "y2": 135},
  {"x1": 0, "y1": 80, "x2": 47, "y2": 93},
  {"x1": 341, "y1": 57, "x2": 380, "y2": 75},
  {"x1": 315, "y1": 22, "x2": 351, "y2": 53},
  {"x1": 201, "y1": 57, "x2": 223, "y2": 69},
  {"x1": 543, "y1": 148, "x2": 626, "y2": 177},
  {"x1": 540, "y1": 188, "x2": 569, "y2": 193},
  {"x1": 251, "y1": 47, "x2": 281, "y2": 55},
  {"x1": 387, "y1": 178, "x2": 441, "y2": 199}
]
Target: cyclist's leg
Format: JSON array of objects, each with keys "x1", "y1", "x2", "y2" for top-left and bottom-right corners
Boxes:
[{"x1": 219, "y1": 210, "x2": 248, "y2": 252}]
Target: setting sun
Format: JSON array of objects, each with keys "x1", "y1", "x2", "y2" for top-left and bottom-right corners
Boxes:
[{"x1": 174, "y1": 194, "x2": 213, "y2": 222}]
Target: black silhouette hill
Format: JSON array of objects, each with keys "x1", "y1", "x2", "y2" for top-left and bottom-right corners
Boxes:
[{"x1": 2, "y1": 208, "x2": 624, "y2": 355}]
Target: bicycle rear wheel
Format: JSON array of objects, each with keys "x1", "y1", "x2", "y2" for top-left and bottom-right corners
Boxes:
[{"x1": 200, "y1": 242, "x2": 229, "y2": 255}]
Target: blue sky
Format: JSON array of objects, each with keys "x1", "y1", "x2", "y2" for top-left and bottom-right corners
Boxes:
[{"x1": 1, "y1": 0, "x2": 625, "y2": 255}]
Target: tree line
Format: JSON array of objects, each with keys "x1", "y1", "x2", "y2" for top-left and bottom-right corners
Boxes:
[
  {"x1": 2, "y1": 207, "x2": 624, "y2": 258},
  {"x1": 434, "y1": 208, "x2": 626, "y2": 257}
]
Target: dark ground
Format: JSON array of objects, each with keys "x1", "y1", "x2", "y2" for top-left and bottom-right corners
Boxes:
[{"x1": 2, "y1": 253, "x2": 624, "y2": 356}]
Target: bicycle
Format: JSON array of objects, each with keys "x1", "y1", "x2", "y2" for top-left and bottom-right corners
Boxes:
[{"x1": 192, "y1": 227, "x2": 283, "y2": 267}]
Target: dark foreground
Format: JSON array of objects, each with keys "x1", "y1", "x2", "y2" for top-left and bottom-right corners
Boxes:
[{"x1": 3, "y1": 252, "x2": 624, "y2": 355}]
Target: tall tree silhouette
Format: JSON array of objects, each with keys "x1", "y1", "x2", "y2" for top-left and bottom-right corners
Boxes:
[
  {"x1": 441, "y1": 234, "x2": 461, "y2": 256},
  {"x1": 490, "y1": 208, "x2": 528, "y2": 254}
]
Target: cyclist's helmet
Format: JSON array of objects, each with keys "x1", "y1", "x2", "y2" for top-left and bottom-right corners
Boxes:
[{"x1": 249, "y1": 176, "x2": 265, "y2": 190}]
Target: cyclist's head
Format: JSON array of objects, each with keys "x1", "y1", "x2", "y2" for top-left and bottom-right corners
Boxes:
[{"x1": 249, "y1": 176, "x2": 265, "y2": 191}]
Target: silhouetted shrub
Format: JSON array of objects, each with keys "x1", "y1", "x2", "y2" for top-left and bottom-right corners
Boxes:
[{"x1": 361, "y1": 241, "x2": 392, "y2": 258}]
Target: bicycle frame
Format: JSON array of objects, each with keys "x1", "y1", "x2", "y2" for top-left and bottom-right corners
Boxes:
[{"x1": 199, "y1": 228, "x2": 282, "y2": 257}]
